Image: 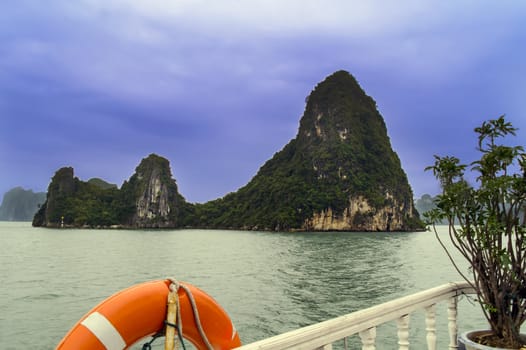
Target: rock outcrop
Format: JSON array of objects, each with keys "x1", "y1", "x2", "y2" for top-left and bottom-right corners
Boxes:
[
  {"x1": 195, "y1": 70, "x2": 423, "y2": 231},
  {"x1": 33, "y1": 167, "x2": 77, "y2": 227},
  {"x1": 120, "y1": 154, "x2": 188, "y2": 228},
  {"x1": 33, "y1": 155, "x2": 190, "y2": 228},
  {"x1": 295, "y1": 71, "x2": 420, "y2": 231}
]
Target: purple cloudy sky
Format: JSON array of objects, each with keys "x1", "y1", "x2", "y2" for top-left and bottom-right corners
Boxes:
[{"x1": 1, "y1": 1, "x2": 526, "y2": 203}]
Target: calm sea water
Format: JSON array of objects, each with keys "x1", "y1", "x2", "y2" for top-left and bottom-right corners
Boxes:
[{"x1": 0, "y1": 222, "x2": 487, "y2": 349}]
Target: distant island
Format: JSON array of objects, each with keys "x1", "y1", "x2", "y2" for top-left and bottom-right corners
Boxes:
[
  {"x1": 0, "y1": 187, "x2": 46, "y2": 221},
  {"x1": 33, "y1": 70, "x2": 424, "y2": 231},
  {"x1": 414, "y1": 194, "x2": 437, "y2": 218}
]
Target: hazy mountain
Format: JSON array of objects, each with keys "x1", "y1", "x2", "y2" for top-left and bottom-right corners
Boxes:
[{"x1": 0, "y1": 187, "x2": 46, "y2": 221}]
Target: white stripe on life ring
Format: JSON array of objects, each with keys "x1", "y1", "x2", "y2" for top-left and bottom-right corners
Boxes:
[{"x1": 81, "y1": 311, "x2": 127, "y2": 350}]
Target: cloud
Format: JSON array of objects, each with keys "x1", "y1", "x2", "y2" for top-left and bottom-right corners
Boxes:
[
  {"x1": 47, "y1": 1, "x2": 526, "y2": 97},
  {"x1": 2, "y1": 0, "x2": 526, "y2": 202},
  {"x1": 4, "y1": 0, "x2": 524, "y2": 107},
  {"x1": 67, "y1": 1, "x2": 525, "y2": 39}
]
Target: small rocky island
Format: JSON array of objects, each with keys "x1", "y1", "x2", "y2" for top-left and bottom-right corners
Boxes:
[
  {"x1": 33, "y1": 70, "x2": 423, "y2": 231},
  {"x1": 33, "y1": 155, "x2": 192, "y2": 228}
]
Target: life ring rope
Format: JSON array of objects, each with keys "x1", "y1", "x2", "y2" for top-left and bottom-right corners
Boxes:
[
  {"x1": 167, "y1": 278, "x2": 214, "y2": 350},
  {"x1": 164, "y1": 279, "x2": 181, "y2": 350}
]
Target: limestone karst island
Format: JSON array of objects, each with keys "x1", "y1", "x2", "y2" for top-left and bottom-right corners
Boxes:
[{"x1": 33, "y1": 71, "x2": 424, "y2": 231}]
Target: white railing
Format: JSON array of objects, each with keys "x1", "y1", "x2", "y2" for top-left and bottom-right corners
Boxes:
[{"x1": 236, "y1": 281, "x2": 476, "y2": 350}]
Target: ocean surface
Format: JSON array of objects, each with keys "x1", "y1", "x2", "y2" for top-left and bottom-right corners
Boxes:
[{"x1": 0, "y1": 222, "x2": 488, "y2": 349}]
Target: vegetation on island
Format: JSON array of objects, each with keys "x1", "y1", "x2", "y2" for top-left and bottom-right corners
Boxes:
[{"x1": 33, "y1": 168, "x2": 125, "y2": 227}]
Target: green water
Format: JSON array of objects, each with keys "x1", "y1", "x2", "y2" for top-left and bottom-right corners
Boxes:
[{"x1": 0, "y1": 222, "x2": 486, "y2": 349}]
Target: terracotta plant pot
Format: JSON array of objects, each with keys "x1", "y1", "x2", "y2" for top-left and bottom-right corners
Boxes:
[{"x1": 458, "y1": 330, "x2": 525, "y2": 350}]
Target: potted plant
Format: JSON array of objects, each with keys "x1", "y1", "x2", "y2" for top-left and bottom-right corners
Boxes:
[{"x1": 425, "y1": 116, "x2": 526, "y2": 349}]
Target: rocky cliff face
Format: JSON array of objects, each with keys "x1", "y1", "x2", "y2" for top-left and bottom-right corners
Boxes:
[
  {"x1": 136, "y1": 170, "x2": 171, "y2": 220},
  {"x1": 120, "y1": 154, "x2": 188, "y2": 228},
  {"x1": 304, "y1": 195, "x2": 415, "y2": 231}
]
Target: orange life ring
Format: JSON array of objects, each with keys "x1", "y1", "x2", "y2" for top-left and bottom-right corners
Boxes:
[{"x1": 56, "y1": 280, "x2": 241, "y2": 350}]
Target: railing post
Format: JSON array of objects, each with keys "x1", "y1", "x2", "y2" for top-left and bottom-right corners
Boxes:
[
  {"x1": 397, "y1": 314, "x2": 410, "y2": 350},
  {"x1": 315, "y1": 345, "x2": 332, "y2": 350},
  {"x1": 359, "y1": 327, "x2": 376, "y2": 350},
  {"x1": 425, "y1": 304, "x2": 437, "y2": 350},
  {"x1": 448, "y1": 296, "x2": 459, "y2": 349}
]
